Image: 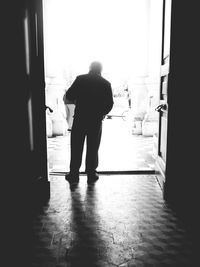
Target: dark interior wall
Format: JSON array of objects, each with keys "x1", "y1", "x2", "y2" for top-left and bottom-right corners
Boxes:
[{"x1": 164, "y1": 1, "x2": 199, "y2": 235}]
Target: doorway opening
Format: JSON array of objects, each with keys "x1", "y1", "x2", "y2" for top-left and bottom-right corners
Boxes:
[{"x1": 42, "y1": 0, "x2": 163, "y2": 174}]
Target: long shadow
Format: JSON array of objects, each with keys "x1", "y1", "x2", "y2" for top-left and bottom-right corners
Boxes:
[{"x1": 66, "y1": 183, "x2": 108, "y2": 267}]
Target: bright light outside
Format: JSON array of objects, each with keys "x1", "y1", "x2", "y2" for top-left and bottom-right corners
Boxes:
[
  {"x1": 44, "y1": 0, "x2": 162, "y2": 171},
  {"x1": 43, "y1": 0, "x2": 150, "y2": 88}
]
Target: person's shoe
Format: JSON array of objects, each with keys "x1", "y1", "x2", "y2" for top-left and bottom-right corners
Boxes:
[
  {"x1": 65, "y1": 172, "x2": 79, "y2": 184},
  {"x1": 87, "y1": 172, "x2": 99, "y2": 184}
]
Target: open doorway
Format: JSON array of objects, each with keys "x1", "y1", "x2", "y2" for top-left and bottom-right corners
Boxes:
[{"x1": 43, "y1": 0, "x2": 163, "y2": 174}]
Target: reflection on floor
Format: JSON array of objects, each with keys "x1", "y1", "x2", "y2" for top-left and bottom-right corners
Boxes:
[
  {"x1": 47, "y1": 118, "x2": 155, "y2": 173},
  {"x1": 32, "y1": 175, "x2": 193, "y2": 267}
]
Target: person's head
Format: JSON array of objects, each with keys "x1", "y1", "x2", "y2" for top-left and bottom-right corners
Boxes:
[{"x1": 89, "y1": 61, "x2": 103, "y2": 75}]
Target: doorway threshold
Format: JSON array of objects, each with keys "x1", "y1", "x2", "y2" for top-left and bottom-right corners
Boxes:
[{"x1": 50, "y1": 170, "x2": 156, "y2": 176}]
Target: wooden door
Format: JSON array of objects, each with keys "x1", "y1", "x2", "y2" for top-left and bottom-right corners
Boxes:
[
  {"x1": 25, "y1": 0, "x2": 50, "y2": 202},
  {"x1": 155, "y1": 0, "x2": 172, "y2": 190}
]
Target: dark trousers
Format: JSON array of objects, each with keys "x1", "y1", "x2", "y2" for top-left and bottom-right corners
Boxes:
[{"x1": 69, "y1": 118, "x2": 102, "y2": 174}]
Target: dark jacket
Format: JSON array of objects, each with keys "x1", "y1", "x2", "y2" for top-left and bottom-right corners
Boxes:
[{"x1": 64, "y1": 73, "x2": 114, "y2": 122}]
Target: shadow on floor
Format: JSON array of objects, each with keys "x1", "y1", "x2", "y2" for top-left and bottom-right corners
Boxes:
[{"x1": 32, "y1": 174, "x2": 193, "y2": 266}]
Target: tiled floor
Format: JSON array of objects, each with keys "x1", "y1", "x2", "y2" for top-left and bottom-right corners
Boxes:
[
  {"x1": 47, "y1": 118, "x2": 155, "y2": 173},
  {"x1": 32, "y1": 175, "x2": 194, "y2": 267}
]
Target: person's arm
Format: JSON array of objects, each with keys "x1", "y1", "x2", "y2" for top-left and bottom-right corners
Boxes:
[
  {"x1": 103, "y1": 84, "x2": 114, "y2": 115},
  {"x1": 63, "y1": 77, "x2": 79, "y2": 104},
  {"x1": 63, "y1": 96, "x2": 75, "y2": 104}
]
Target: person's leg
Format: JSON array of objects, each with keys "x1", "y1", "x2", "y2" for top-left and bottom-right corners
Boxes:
[
  {"x1": 85, "y1": 121, "x2": 102, "y2": 175},
  {"x1": 69, "y1": 119, "x2": 86, "y2": 175}
]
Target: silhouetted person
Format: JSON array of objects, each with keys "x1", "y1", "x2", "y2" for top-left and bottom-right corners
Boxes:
[{"x1": 63, "y1": 61, "x2": 114, "y2": 184}]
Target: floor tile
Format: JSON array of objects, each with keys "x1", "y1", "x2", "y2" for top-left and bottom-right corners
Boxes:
[{"x1": 32, "y1": 175, "x2": 194, "y2": 266}]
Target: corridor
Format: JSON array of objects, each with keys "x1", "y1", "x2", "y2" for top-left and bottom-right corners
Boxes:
[{"x1": 32, "y1": 174, "x2": 193, "y2": 266}]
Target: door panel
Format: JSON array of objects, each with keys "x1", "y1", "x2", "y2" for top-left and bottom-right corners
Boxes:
[
  {"x1": 24, "y1": 0, "x2": 50, "y2": 203},
  {"x1": 160, "y1": 113, "x2": 167, "y2": 162},
  {"x1": 31, "y1": 0, "x2": 49, "y2": 182},
  {"x1": 155, "y1": 0, "x2": 171, "y2": 190}
]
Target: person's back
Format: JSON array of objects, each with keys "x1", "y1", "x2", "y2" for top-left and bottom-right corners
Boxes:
[{"x1": 72, "y1": 72, "x2": 113, "y2": 122}]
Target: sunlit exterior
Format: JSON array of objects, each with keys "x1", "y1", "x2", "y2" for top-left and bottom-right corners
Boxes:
[{"x1": 43, "y1": 0, "x2": 163, "y2": 137}]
